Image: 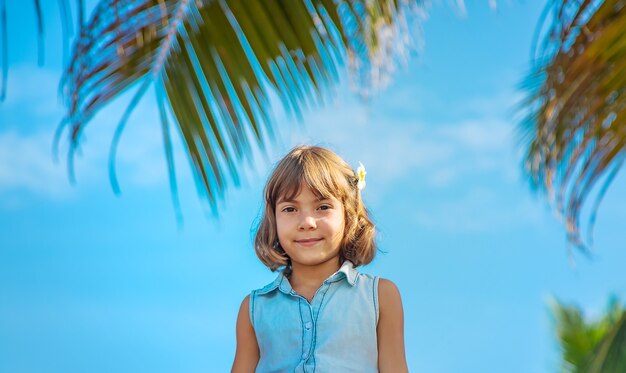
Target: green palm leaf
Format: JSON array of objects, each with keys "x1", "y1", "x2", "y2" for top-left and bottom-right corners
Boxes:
[
  {"x1": 552, "y1": 297, "x2": 626, "y2": 373},
  {"x1": 584, "y1": 312, "x2": 626, "y2": 373},
  {"x1": 58, "y1": 0, "x2": 417, "y2": 213},
  {"x1": 521, "y1": 0, "x2": 626, "y2": 249}
]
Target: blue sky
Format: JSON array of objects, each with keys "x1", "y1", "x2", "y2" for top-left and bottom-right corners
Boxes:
[{"x1": 2, "y1": 1, "x2": 626, "y2": 372}]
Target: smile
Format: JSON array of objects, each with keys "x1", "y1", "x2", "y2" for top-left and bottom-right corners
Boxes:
[{"x1": 295, "y1": 238, "x2": 323, "y2": 247}]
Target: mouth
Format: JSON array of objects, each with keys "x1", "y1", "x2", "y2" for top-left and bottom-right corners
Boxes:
[{"x1": 295, "y1": 238, "x2": 323, "y2": 247}]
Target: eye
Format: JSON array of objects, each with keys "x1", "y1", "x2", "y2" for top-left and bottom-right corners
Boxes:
[
  {"x1": 281, "y1": 206, "x2": 296, "y2": 213},
  {"x1": 318, "y1": 204, "x2": 332, "y2": 211}
]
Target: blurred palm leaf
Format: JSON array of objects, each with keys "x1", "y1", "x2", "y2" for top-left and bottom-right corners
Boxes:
[
  {"x1": 585, "y1": 312, "x2": 626, "y2": 373},
  {"x1": 0, "y1": 0, "x2": 81, "y2": 101},
  {"x1": 521, "y1": 0, "x2": 626, "y2": 249},
  {"x1": 58, "y1": 0, "x2": 417, "y2": 213},
  {"x1": 552, "y1": 297, "x2": 626, "y2": 373}
]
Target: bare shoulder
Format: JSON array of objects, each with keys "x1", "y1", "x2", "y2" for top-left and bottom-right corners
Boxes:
[
  {"x1": 377, "y1": 278, "x2": 407, "y2": 373},
  {"x1": 378, "y1": 278, "x2": 403, "y2": 308},
  {"x1": 231, "y1": 295, "x2": 259, "y2": 373},
  {"x1": 236, "y1": 294, "x2": 254, "y2": 333},
  {"x1": 239, "y1": 294, "x2": 251, "y2": 314}
]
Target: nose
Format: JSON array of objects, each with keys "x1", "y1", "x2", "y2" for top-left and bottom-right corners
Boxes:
[{"x1": 298, "y1": 215, "x2": 317, "y2": 230}]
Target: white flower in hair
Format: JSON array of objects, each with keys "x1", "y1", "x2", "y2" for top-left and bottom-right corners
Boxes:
[{"x1": 357, "y1": 162, "x2": 367, "y2": 191}]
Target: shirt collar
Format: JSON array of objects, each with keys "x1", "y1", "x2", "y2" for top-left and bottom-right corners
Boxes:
[
  {"x1": 256, "y1": 260, "x2": 358, "y2": 296},
  {"x1": 332, "y1": 260, "x2": 358, "y2": 286}
]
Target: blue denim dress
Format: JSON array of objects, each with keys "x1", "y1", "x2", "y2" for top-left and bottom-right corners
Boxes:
[{"x1": 249, "y1": 261, "x2": 380, "y2": 373}]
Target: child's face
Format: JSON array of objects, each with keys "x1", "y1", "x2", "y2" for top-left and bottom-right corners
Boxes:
[{"x1": 275, "y1": 185, "x2": 345, "y2": 271}]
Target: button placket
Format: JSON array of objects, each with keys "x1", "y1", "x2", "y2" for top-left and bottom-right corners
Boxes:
[{"x1": 300, "y1": 299, "x2": 314, "y2": 362}]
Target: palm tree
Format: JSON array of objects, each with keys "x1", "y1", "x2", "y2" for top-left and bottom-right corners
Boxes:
[
  {"x1": 552, "y1": 297, "x2": 626, "y2": 372},
  {"x1": 54, "y1": 0, "x2": 417, "y2": 215},
  {"x1": 522, "y1": 0, "x2": 626, "y2": 250}
]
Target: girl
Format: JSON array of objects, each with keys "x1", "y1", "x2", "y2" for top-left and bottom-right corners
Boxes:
[{"x1": 232, "y1": 145, "x2": 407, "y2": 373}]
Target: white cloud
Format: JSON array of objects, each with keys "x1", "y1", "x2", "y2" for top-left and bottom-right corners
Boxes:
[
  {"x1": 1, "y1": 65, "x2": 63, "y2": 119},
  {"x1": 0, "y1": 130, "x2": 73, "y2": 199},
  {"x1": 0, "y1": 65, "x2": 192, "y2": 204},
  {"x1": 285, "y1": 90, "x2": 520, "y2": 190},
  {"x1": 440, "y1": 119, "x2": 510, "y2": 151},
  {"x1": 414, "y1": 186, "x2": 544, "y2": 232},
  {"x1": 274, "y1": 85, "x2": 535, "y2": 232}
]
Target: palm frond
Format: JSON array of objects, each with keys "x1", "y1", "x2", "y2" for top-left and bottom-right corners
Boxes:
[
  {"x1": 584, "y1": 311, "x2": 626, "y2": 373},
  {"x1": 521, "y1": 0, "x2": 626, "y2": 250},
  {"x1": 0, "y1": 0, "x2": 79, "y2": 101},
  {"x1": 552, "y1": 297, "x2": 625, "y2": 373},
  {"x1": 59, "y1": 0, "x2": 418, "y2": 213}
]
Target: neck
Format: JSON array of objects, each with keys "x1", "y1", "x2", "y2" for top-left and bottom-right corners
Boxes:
[{"x1": 288, "y1": 258, "x2": 342, "y2": 291}]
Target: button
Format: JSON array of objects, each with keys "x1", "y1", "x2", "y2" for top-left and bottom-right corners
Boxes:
[
  {"x1": 305, "y1": 322, "x2": 312, "y2": 330},
  {"x1": 302, "y1": 352, "x2": 307, "y2": 359}
]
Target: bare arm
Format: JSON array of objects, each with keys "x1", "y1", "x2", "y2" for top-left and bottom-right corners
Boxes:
[
  {"x1": 377, "y1": 278, "x2": 408, "y2": 373},
  {"x1": 231, "y1": 295, "x2": 259, "y2": 373}
]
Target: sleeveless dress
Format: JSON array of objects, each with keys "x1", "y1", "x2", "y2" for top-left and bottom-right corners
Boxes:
[{"x1": 249, "y1": 261, "x2": 380, "y2": 373}]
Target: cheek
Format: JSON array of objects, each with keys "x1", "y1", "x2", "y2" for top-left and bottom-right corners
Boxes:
[
  {"x1": 275, "y1": 217, "x2": 283, "y2": 236},
  {"x1": 333, "y1": 215, "x2": 346, "y2": 238},
  {"x1": 275, "y1": 215, "x2": 290, "y2": 238}
]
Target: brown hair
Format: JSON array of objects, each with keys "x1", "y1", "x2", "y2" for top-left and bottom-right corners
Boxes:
[{"x1": 254, "y1": 145, "x2": 376, "y2": 271}]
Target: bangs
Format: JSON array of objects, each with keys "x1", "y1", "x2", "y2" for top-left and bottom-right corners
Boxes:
[{"x1": 268, "y1": 149, "x2": 350, "y2": 206}]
